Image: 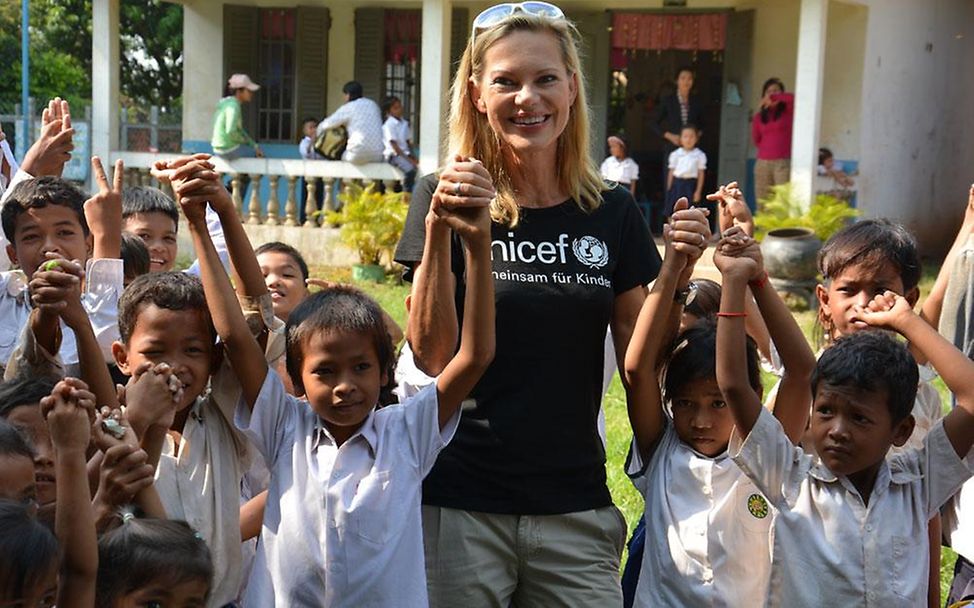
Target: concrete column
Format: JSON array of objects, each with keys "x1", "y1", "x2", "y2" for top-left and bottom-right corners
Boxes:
[
  {"x1": 419, "y1": 0, "x2": 452, "y2": 173},
  {"x1": 182, "y1": 1, "x2": 224, "y2": 148},
  {"x1": 789, "y1": 0, "x2": 828, "y2": 207},
  {"x1": 91, "y1": 0, "x2": 120, "y2": 167}
]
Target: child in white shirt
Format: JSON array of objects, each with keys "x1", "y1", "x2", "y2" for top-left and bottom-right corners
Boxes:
[
  {"x1": 624, "y1": 201, "x2": 815, "y2": 607},
  {"x1": 187, "y1": 180, "x2": 494, "y2": 606},
  {"x1": 381, "y1": 96, "x2": 418, "y2": 192},
  {"x1": 716, "y1": 233, "x2": 974, "y2": 606},
  {"x1": 665, "y1": 124, "x2": 706, "y2": 218},
  {"x1": 600, "y1": 135, "x2": 639, "y2": 196}
]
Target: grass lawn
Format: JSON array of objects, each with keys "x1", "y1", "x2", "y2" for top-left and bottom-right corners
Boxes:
[{"x1": 311, "y1": 262, "x2": 958, "y2": 596}]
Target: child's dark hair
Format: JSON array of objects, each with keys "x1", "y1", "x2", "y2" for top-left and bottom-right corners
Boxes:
[
  {"x1": 118, "y1": 272, "x2": 214, "y2": 344},
  {"x1": 0, "y1": 377, "x2": 57, "y2": 419},
  {"x1": 0, "y1": 500, "x2": 58, "y2": 599},
  {"x1": 96, "y1": 509, "x2": 212, "y2": 608},
  {"x1": 818, "y1": 147, "x2": 833, "y2": 166},
  {"x1": 343, "y1": 81, "x2": 364, "y2": 101},
  {"x1": 818, "y1": 219, "x2": 921, "y2": 292},
  {"x1": 381, "y1": 95, "x2": 401, "y2": 117},
  {"x1": 121, "y1": 186, "x2": 179, "y2": 227},
  {"x1": 255, "y1": 241, "x2": 309, "y2": 281},
  {"x1": 812, "y1": 331, "x2": 918, "y2": 424},
  {"x1": 0, "y1": 419, "x2": 35, "y2": 461},
  {"x1": 663, "y1": 319, "x2": 762, "y2": 404},
  {"x1": 684, "y1": 279, "x2": 721, "y2": 321},
  {"x1": 1, "y1": 176, "x2": 89, "y2": 242},
  {"x1": 285, "y1": 286, "x2": 397, "y2": 404},
  {"x1": 121, "y1": 232, "x2": 150, "y2": 284},
  {"x1": 681, "y1": 123, "x2": 700, "y2": 136},
  {"x1": 759, "y1": 77, "x2": 786, "y2": 124},
  {"x1": 303, "y1": 116, "x2": 317, "y2": 126}
]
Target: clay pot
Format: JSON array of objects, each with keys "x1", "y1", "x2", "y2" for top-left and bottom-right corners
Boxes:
[{"x1": 760, "y1": 228, "x2": 822, "y2": 282}]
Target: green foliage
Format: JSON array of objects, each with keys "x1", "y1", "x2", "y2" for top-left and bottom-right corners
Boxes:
[
  {"x1": 325, "y1": 183, "x2": 408, "y2": 266},
  {"x1": 0, "y1": 0, "x2": 181, "y2": 116},
  {"x1": 754, "y1": 183, "x2": 860, "y2": 242}
]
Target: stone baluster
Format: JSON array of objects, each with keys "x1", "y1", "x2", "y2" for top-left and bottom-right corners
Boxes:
[
  {"x1": 247, "y1": 174, "x2": 262, "y2": 224},
  {"x1": 231, "y1": 175, "x2": 244, "y2": 219},
  {"x1": 321, "y1": 178, "x2": 336, "y2": 226},
  {"x1": 284, "y1": 176, "x2": 299, "y2": 226},
  {"x1": 265, "y1": 175, "x2": 280, "y2": 226},
  {"x1": 303, "y1": 179, "x2": 318, "y2": 227}
]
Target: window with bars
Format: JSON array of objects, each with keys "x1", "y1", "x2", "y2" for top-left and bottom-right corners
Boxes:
[
  {"x1": 383, "y1": 10, "x2": 421, "y2": 144},
  {"x1": 257, "y1": 9, "x2": 296, "y2": 143}
]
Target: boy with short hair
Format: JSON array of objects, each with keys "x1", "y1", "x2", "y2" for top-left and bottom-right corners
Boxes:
[
  {"x1": 715, "y1": 235, "x2": 974, "y2": 605},
  {"x1": 0, "y1": 158, "x2": 124, "y2": 377}
]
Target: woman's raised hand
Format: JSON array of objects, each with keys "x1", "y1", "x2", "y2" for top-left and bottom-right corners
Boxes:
[{"x1": 435, "y1": 155, "x2": 496, "y2": 209}]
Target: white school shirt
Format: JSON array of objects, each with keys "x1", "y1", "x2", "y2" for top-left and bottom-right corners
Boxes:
[
  {"x1": 382, "y1": 115, "x2": 414, "y2": 172},
  {"x1": 317, "y1": 98, "x2": 385, "y2": 164},
  {"x1": 600, "y1": 156, "x2": 640, "y2": 185},
  {"x1": 0, "y1": 258, "x2": 123, "y2": 376},
  {"x1": 731, "y1": 407, "x2": 974, "y2": 607},
  {"x1": 668, "y1": 147, "x2": 707, "y2": 179},
  {"x1": 628, "y1": 424, "x2": 773, "y2": 607},
  {"x1": 235, "y1": 370, "x2": 459, "y2": 607}
]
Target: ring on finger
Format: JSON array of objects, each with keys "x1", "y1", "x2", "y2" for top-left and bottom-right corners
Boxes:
[{"x1": 454, "y1": 181, "x2": 462, "y2": 196}]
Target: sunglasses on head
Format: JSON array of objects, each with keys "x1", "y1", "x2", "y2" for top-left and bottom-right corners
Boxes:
[{"x1": 471, "y1": 2, "x2": 566, "y2": 40}]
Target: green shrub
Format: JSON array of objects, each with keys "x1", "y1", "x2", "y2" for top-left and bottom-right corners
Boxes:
[
  {"x1": 324, "y1": 183, "x2": 408, "y2": 266},
  {"x1": 754, "y1": 183, "x2": 860, "y2": 242}
]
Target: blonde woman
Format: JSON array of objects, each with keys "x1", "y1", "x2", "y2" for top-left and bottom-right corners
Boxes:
[{"x1": 395, "y1": 3, "x2": 708, "y2": 605}]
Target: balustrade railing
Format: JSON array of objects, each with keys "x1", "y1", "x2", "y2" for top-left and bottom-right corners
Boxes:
[{"x1": 109, "y1": 152, "x2": 405, "y2": 227}]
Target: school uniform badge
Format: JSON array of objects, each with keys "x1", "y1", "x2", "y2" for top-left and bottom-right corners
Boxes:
[{"x1": 747, "y1": 493, "x2": 769, "y2": 519}]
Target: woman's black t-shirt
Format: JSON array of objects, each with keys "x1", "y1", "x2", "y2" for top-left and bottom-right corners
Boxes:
[{"x1": 394, "y1": 174, "x2": 660, "y2": 514}]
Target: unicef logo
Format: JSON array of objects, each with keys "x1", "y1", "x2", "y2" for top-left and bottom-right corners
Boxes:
[{"x1": 572, "y1": 236, "x2": 609, "y2": 269}]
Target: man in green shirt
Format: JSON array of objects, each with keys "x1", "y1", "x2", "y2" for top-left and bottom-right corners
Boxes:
[{"x1": 211, "y1": 74, "x2": 263, "y2": 159}]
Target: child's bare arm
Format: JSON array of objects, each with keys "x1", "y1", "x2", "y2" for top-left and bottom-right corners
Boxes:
[
  {"x1": 624, "y1": 199, "x2": 705, "y2": 452},
  {"x1": 182, "y1": 195, "x2": 267, "y2": 408},
  {"x1": 920, "y1": 184, "x2": 974, "y2": 333},
  {"x1": 666, "y1": 169, "x2": 674, "y2": 191},
  {"x1": 693, "y1": 169, "x2": 705, "y2": 203},
  {"x1": 84, "y1": 157, "x2": 124, "y2": 261},
  {"x1": 429, "y1": 201, "x2": 495, "y2": 429},
  {"x1": 240, "y1": 490, "x2": 267, "y2": 541},
  {"x1": 855, "y1": 292, "x2": 974, "y2": 457},
  {"x1": 43, "y1": 378, "x2": 98, "y2": 608},
  {"x1": 734, "y1": 230, "x2": 816, "y2": 442},
  {"x1": 714, "y1": 233, "x2": 765, "y2": 437}
]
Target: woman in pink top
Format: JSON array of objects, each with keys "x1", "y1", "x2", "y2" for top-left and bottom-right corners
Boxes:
[{"x1": 751, "y1": 77, "x2": 795, "y2": 202}]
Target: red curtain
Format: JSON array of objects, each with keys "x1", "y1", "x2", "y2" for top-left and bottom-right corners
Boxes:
[
  {"x1": 611, "y1": 13, "x2": 727, "y2": 53},
  {"x1": 385, "y1": 11, "x2": 421, "y2": 63}
]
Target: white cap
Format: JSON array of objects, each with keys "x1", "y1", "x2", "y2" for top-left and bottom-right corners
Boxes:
[{"x1": 228, "y1": 74, "x2": 260, "y2": 91}]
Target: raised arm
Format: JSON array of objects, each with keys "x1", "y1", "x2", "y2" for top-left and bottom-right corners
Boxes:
[
  {"x1": 920, "y1": 184, "x2": 974, "y2": 331},
  {"x1": 855, "y1": 292, "x2": 974, "y2": 458},
  {"x1": 623, "y1": 199, "x2": 708, "y2": 449},
  {"x1": 43, "y1": 378, "x2": 98, "y2": 608},
  {"x1": 19, "y1": 98, "x2": 75, "y2": 178},
  {"x1": 408, "y1": 157, "x2": 494, "y2": 375},
  {"x1": 714, "y1": 233, "x2": 765, "y2": 437},
  {"x1": 84, "y1": 157, "x2": 124, "y2": 261},
  {"x1": 428, "y1": 200, "x2": 495, "y2": 429},
  {"x1": 180, "y1": 186, "x2": 267, "y2": 408}
]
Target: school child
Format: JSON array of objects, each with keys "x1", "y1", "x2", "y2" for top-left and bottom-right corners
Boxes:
[
  {"x1": 0, "y1": 158, "x2": 125, "y2": 376},
  {"x1": 0, "y1": 377, "x2": 57, "y2": 524},
  {"x1": 96, "y1": 511, "x2": 214, "y2": 608},
  {"x1": 104, "y1": 156, "x2": 285, "y2": 607},
  {"x1": 183, "y1": 166, "x2": 494, "y2": 605},
  {"x1": 817, "y1": 147, "x2": 854, "y2": 188},
  {"x1": 716, "y1": 233, "x2": 974, "y2": 605},
  {"x1": 0, "y1": 500, "x2": 59, "y2": 606},
  {"x1": 299, "y1": 117, "x2": 325, "y2": 161},
  {"x1": 665, "y1": 124, "x2": 706, "y2": 219},
  {"x1": 120, "y1": 177, "x2": 228, "y2": 276},
  {"x1": 382, "y1": 96, "x2": 418, "y2": 192},
  {"x1": 599, "y1": 135, "x2": 640, "y2": 196},
  {"x1": 0, "y1": 419, "x2": 36, "y2": 504},
  {"x1": 624, "y1": 198, "x2": 815, "y2": 605}
]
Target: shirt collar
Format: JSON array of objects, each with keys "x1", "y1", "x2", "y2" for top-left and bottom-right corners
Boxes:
[{"x1": 311, "y1": 407, "x2": 379, "y2": 454}]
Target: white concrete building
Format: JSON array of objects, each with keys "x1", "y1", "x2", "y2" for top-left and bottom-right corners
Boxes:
[{"x1": 91, "y1": 0, "x2": 974, "y2": 253}]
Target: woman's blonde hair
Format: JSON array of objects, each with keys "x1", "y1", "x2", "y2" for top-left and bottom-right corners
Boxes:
[{"x1": 449, "y1": 12, "x2": 606, "y2": 227}]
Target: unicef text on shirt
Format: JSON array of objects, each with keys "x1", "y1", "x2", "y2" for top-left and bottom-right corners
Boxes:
[{"x1": 490, "y1": 233, "x2": 610, "y2": 269}]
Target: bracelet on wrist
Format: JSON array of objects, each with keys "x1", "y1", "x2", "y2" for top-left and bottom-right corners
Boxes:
[{"x1": 749, "y1": 271, "x2": 769, "y2": 290}]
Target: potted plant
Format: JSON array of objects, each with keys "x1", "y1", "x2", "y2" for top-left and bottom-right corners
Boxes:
[
  {"x1": 325, "y1": 182, "x2": 408, "y2": 283},
  {"x1": 753, "y1": 183, "x2": 860, "y2": 304}
]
